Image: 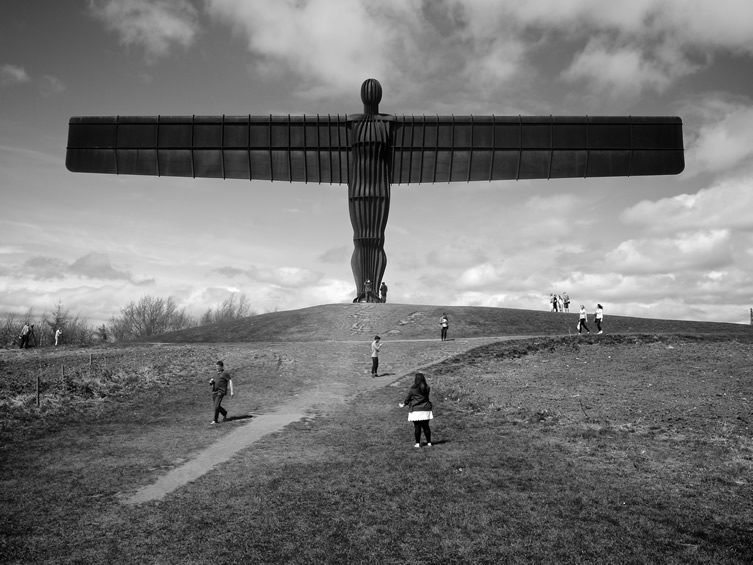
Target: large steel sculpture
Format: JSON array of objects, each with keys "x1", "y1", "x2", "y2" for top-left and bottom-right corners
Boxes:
[{"x1": 66, "y1": 79, "x2": 684, "y2": 302}]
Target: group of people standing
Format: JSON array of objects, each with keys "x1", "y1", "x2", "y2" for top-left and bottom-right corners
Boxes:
[
  {"x1": 353, "y1": 280, "x2": 389, "y2": 303},
  {"x1": 549, "y1": 292, "x2": 570, "y2": 312},
  {"x1": 549, "y1": 293, "x2": 605, "y2": 334}
]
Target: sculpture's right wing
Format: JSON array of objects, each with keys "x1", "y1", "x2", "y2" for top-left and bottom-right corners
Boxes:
[
  {"x1": 66, "y1": 115, "x2": 351, "y2": 184},
  {"x1": 390, "y1": 115, "x2": 684, "y2": 183}
]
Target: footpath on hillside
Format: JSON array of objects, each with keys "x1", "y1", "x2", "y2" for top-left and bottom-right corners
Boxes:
[{"x1": 124, "y1": 335, "x2": 518, "y2": 504}]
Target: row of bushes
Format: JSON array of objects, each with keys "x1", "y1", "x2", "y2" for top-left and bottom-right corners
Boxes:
[{"x1": 2, "y1": 293, "x2": 254, "y2": 348}]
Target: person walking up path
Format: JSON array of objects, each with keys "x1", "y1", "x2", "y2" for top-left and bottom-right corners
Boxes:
[
  {"x1": 578, "y1": 305, "x2": 590, "y2": 334},
  {"x1": 371, "y1": 335, "x2": 382, "y2": 376},
  {"x1": 440, "y1": 313, "x2": 449, "y2": 341},
  {"x1": 399, "y1": 372, "x2": 433, "y2": 447},
  {"x1": 209, "y1": 360, "x2": 234, "y2": 424}
]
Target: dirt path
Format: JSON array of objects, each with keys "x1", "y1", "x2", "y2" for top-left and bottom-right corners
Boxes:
[{"x1": 124, "y1": 335, "x2": 513, "y2": 504}]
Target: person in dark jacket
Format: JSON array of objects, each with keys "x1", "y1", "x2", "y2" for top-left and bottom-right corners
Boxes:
[
  {"x1": 399, "y1": 372, "x2": 433, "y2": 447},
  {"x1": 209, "y1": 360, "x2": 234, "y2": 424}
]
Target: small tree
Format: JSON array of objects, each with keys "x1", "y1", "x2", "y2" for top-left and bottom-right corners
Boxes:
[
  {"x1": 109, "y1": 295, "x2": 195, "y2": 341},
  {"x1": 200, "y1": 293, "x2": 254, "y2": 325},
  {"x1": 0, "y1": 311, "x2": 21, "y2": 348}
]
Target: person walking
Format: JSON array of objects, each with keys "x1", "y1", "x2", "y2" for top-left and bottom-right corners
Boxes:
[
  {"x1": 578, "y1": 305, "x2": 590, "y2": 334},
  {"x1": 562, "y1": 292, "x2": 570, "y2": 312},
  {"x1": 595, "y1": 304, "x2": 604, "y2": 334},
  {"x1": 371, "y1": 335, "x2": 382, "y2": 376},
  {"x1": 399, "y1": 372, "x2": 434, "y2": 447},
  {"x1": 440, "y1": 313, "x2": 449, "y2": 341},
  {"x1": 379, "y1": 281, "x2": 388, "y2": 303},
  {"x1": 209, "y1": 360, "x2": 234, "y2": 424},
  {"x1": 19, "y1": 323, "x2": 30, "y2": 349},
  {"x1": 55, "y1": 328, "x2": 62, "y2": 347}
]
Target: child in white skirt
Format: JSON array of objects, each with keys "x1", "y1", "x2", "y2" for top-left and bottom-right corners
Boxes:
[{"x1": 399, "y1": 372, "x2": 433, "y2": 447}]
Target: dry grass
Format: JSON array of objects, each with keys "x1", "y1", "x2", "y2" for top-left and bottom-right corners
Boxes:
[{"x1": 1, "y1": 306, "x2": 752, "y2": 563}]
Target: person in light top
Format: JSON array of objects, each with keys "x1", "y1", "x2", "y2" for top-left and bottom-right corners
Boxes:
[
  {"x1": 595, "y1": 304, "x2": 604, "y2": 334},
  {"x1": 578, "y1": 305, "x2": 590, "y2": 334},
  {"x1": 371, "y1": 335, "x2": 382, "y2": 376}
]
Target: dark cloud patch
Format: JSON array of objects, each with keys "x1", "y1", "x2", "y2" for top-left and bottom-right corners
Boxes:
[
  {"x1": 23, "y1": 256, "x2": 69, "y2": 279},
  {"x1": 70, "y1": 253, "x2": 132, "y2": 280},
  {"x1": 318, "y1": 246, "x2": 349, "y2": 264},
  {"x1": 214, "y1": 266, "x2": 247, "y2": 277},
  {"x1": 19, "y1": 253, "x2": 139, "y2": 282}
]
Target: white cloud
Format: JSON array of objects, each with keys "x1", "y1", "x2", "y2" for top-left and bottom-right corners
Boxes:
[
  {"x1": 40, "y1": 75, "x2": 66, "y2": 96},
  {"x1": 622, "y1": 176, "x2": 753, "y2": 233},
  {"x1": 605, "y1": 230, "x2": 733, "y2": 275},
  {"x1": 458, "y1": 262, "x2": 502, "y2": 288},
  {"x1": 0, "y1": 64, "x2": 30, "y2": 86},
  {"x1": 562, "y1": 39, "x2": 675, "y2": 96},
  {"x1": 205, "y1": 0, "x2": 405, "y2": 93},
  {"x1": 89, "y1": 0, "x2": 199, "y2": 60},
  {"x1": 685, "y1": 101, "x2": 753, "y2": 176}
]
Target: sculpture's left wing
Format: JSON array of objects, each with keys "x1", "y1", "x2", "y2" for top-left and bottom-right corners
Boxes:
[
  {"x1": 66, "y1": 115, "x2": 351, "y2": 183},
  {"x1": 390, "y1": 115, "x2": 684, "y2": 184}
]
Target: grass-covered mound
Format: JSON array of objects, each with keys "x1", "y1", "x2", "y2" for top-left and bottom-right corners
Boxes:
[
  {"x1": 150, "y1": 303, "x2": 750, "y2": 343},
  {"x1": 1, "y1": 306, "x2": 752, "y2": 563}
]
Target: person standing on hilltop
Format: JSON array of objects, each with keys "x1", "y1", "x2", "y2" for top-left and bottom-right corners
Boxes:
[
  {"x1": 399, "y1": 372, "x2": 433, "y2": 448},
  {"x1": 379, "y1": 281, "x2": 388, "y2": 303},
  {"x1": 440, "y1": 313, "x2": 449, "y2": 341},
  {"x1": 209, "y1": 360, "x2": 234, "y2": 424},
  {"x1": 371, "y1": 335, "x2": 382, "y2": 376}
]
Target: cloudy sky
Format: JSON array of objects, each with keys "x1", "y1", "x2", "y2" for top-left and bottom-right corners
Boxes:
[{"x1": 2, "y1": 0, "x2": 753, "y2": 326}]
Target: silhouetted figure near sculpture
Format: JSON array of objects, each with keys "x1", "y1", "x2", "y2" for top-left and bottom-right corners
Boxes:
[
  {"x1": 379, "y1": 281, "x2": 388, "y2": 303},
  {"x1": 66, "y1": 78, "x2": 684, "y2": 303},
  {"x1": 352, "y1": 278, "x2": 380, "y2": 303}
]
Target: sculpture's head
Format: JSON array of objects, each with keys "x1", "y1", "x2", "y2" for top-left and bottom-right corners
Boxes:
[{"x1": 361, "y1": 78, "x2": 382, "y2": 115}]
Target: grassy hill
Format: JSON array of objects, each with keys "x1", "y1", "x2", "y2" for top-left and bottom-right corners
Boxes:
[
  {"x1": 149, "y1": 303, "x2": 751, "y2": 343},
  {"x1": 3, "y1": 303, "x2": 753, "y2": 563}
]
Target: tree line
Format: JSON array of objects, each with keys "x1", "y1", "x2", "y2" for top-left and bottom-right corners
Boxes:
[{"x1": 1, "y1": 294, "x2": 254, "y2": 348}]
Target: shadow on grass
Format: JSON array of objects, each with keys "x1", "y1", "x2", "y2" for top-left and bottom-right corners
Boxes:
[{"x1": 223, "y1": 414, "x2": 254, "y2": 423}]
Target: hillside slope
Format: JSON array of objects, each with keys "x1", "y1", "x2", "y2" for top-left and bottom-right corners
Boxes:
[{"x1": 148, "y1": 303, "x2": 751, "y2": 343}]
